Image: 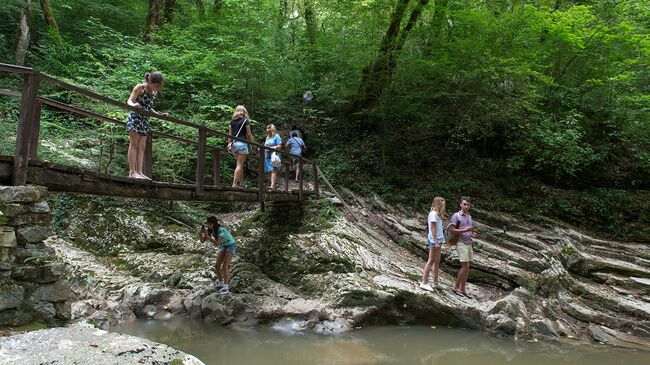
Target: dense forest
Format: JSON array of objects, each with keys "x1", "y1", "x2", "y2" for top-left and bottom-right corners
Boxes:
[{"x1": 0, "y1": 0, "x2": 648, "y2": 240}]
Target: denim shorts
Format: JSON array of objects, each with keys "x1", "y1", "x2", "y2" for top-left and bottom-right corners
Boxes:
[
  {"x1": 232, "y1": 141, "x2": 249, "y2": 155},
  {"x1": 220, "y1": 244, "x2": 236, "y2": 254},
  {"x1": 427, "y1": 236, "x2": 445, "y2": 249}
]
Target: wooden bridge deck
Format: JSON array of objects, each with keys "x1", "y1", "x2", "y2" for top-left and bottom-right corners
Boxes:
[
  {"x1": 0, "y1": 63, "x2": 320, "y2": 205},
  {"x1": 0, "y1": 156, "x2": 312, "y2": 202}
]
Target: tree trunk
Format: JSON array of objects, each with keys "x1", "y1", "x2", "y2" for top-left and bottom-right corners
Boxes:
[
  {"x1": 193, "y1": 0, "x2": 205, "y2": 18},
  {"x1": 352, "y1": 0, "x2": 430, "y2": 111},
  {"x1": 39, "y1": 0, "x2": 61, "y2": 44},
  {"x1": 214, "y1": 0, "x2": 224, "y2": 13},
  {"x1": 144, "y1": 0, "x2": 162, "y2": 43},
  {"x1": 15, "y1": 0, "x2": 32, "y2": 65},
  {"x1": 163, "y1": 0, "x2": 176, "y2": 24},
  {"x1": 304, "y1": 0, "x2": 316, "y2": 45},
  {"x1": 275, "y1": 0, "x2": 288, "y2": 49},
  {"x1": 432, "y1": 0, "x2": 448, "y2": 39}
]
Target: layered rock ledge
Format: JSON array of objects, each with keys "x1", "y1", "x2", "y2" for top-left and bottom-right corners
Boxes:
[
  {"x1": 0, "y1": 321, "x2": 204, "y2": 365},
  {"x1": 46, "y1": 194, "x2": 650, "y2": 350}
]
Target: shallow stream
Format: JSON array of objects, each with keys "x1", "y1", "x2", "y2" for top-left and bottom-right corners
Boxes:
[{"x1": 114, "y1": 318, "x2": 649, "y2": 365}]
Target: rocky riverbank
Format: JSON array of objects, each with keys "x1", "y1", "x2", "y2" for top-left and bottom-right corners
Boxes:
[
  {"x1": 0, "y1": 321, "x2": 204, "y2": 365},
  {"x1": 45, "y1": 192, "x2": 650, "y2": 350}
]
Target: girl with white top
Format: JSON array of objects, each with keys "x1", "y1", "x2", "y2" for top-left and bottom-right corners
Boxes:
[{"x1": 420, "y1": 196, "x2": 446, "y2": 291}]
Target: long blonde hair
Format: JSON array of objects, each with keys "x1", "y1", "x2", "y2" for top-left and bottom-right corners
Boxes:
[
  {"x1": 232, "y1": 105, "x2": 249, "y2": 120},
  {"x1": 266, "y1": 123, "x2": 277, "y2": 136},
  {"x1": 431, "y1": 197, "x2": 446, "y2": 219}
]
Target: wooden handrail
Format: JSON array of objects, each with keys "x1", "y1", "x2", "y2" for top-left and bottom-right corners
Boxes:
[
  {"x1": 0, "y1": 63, "x2": 34, "y2": 74},
  {"x1": 0, "y1": 62, "x2": 319, "y2": 200},
  {"x1": 37, "y1": 71, "x2": 310, "y2": 161}
]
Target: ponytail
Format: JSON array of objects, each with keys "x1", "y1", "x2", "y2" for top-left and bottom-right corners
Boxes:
[{"x1": 144, "y1": 72, "x2": 164, "y2": 85}]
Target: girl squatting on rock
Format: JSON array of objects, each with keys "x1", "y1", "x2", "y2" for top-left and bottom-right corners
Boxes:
[{"x1": 200, "y1": 216, "x2": 236, "y2": 294}]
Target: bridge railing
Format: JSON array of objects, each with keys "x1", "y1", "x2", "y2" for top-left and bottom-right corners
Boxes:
[{"x1": 0, "y1": 63, "x2": 319, "y2": 201}]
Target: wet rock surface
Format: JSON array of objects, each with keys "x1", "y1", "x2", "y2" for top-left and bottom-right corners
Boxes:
[
  {"x1": 45, "y1": 194, "x2": 650, "y2": 350},
  {"x1": 0, "y1": 321, "x2": 204, "y2": 365}
]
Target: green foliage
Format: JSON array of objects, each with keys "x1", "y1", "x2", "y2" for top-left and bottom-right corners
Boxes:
[
  {"x1": 0, "y1": 0, "x2": 647, "y2": 240},
  {"x1": 508, "y1": 112, "x2": 597, "y2": 180}
]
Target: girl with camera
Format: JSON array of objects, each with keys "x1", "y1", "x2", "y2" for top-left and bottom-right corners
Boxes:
[{"x1": 200, "y1": 216, "x2": 236, "y2": 294}]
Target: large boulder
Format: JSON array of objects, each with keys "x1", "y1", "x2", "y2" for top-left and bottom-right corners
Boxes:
[
  {"x1": 0, "y1": 322, "x2": 205, "y2": 365},
  {"x1": 0, "y1": 186, "x2": 47, "y2": 203}
]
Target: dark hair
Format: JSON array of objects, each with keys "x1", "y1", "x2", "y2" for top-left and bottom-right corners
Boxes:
[
  {"x1": 144, "y1": 72, "x2": 164, "y2": 84},
  {"x1": 460, "y1": 196, "x2": 471, "y2": 204},
  {"x1": 291, "y1": 132, "x2": 298, "y2": 137},
  {"x1": 206, "y1": 216, "x2": 220, "y2": 235}
]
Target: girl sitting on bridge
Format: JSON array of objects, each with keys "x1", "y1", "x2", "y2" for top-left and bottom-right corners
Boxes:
[
  {"x1": 125, "y1": 72, "x2": 169, "y2": 180},
  {"x1": 200, "y1": 216, "x2": 236, "y2": 294}
]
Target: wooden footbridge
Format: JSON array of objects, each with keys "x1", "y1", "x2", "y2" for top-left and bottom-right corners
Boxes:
[{"x1": 0, "y1": 63, "x2": 319, "y2": 205}]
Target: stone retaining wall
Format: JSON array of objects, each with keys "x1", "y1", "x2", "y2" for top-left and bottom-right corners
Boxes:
[{"x1": 0, "y1": 185, "x2": 71, "y2": 328}]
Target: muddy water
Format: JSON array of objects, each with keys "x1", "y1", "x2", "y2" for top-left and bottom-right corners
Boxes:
[{"x1": 114, "y1": 318, "x2": 649, "y2": 365}]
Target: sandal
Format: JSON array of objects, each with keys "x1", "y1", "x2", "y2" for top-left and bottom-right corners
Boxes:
[
  {"x1": 452, "y1": 289, "x2": 464, "y2": 297},
  {"x1": 462, "y1": 292, "x2": 473, "y2": 299}
]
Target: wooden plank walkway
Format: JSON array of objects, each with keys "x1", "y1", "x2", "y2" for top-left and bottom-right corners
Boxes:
[
  {"x1": 0, "y1": 155, "x2": 312, "y2": 202},
  {"x1": 0, "y1": 62, "x2": 319, "y2": 204}
]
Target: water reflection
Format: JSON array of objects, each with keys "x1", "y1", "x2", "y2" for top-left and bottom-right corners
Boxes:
[{"x1": 114, "y1": 318, "x2": 648, "y2": 365}]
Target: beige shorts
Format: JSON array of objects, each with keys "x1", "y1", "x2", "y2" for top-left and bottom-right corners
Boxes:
[{"x1": 456, "y1": 242, "x2": 474, "y2": 262}]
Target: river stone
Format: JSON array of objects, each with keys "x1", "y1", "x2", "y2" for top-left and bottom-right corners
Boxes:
[
  {"x1": 11, "y1": 262, "x2": 64, "y2": 283},
  {"x1": 0, "y1": 322, "x2": 205, "y2": 365},
  {"x1": 400, "y1": 218, "x2": 424, "y2": 232},
  {"x1": 16, "y1": 226, "x2": 51, "y2": 244},
  {"x1": 0, "y1": 285, "x2": 24, "y2": 311},
  {"x1": 2, "y1": 203, "x2": 27, "y2": 217},
  {"x1": 0, "y1": 308, "x2": 33, "y2": 327},
  {"x1": 202, "y1": 293, "x2": 232, "y2": 323},
  {"x1": 33, "y1": 302, "x2": 57, "y2": 318},
  {"x1": 184, "y1": 295, "x2": 204, "y2": 318},
  {"x1": 0, "y1": 226, "x2": 16, "y2": 247},
  {"x1": 7, "y1": 213, "x2": 52, "y2": 227},
  {"x1": 31, "y1": 201, "x2": 51, "y2": 214},
  {"x1": 532, "y1": 319, "x2": 559, "y2": 338},
  {"x1": 29, "y1": 280, "x2": 70, "y2": 303},
  {"x1": 54, "y1": 301, "x2": 72, "y2": 320},
  {"x1": 0, "y1": 186, "x2": 47, "y2": 203}
]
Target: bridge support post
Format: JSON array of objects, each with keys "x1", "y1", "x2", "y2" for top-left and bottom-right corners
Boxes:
[
  {"x1": 195, "y1": 127, "x2": 207, "y2": 195},
  {"x1": 312, "y1": 163, "x2": 319, "y2": 196},
  {"x1": 212, "y1": 149, "x2": 220, "y2": 187},
  {"x1": 28, "y1": 101, "x2": 42, "y2": 159},
  {"x1": 284, "y1": 162, "x2": 289, "y2": 192},
  {"x1": 13, "y1": 73, "x2": 41, "y2": 185},
  {"x1": 143, "y1": 134, "x2": 153, "y2": 178},
  {"x1": 298, "y1": 158, "x2": 303, "y2": 201},
  {"x1": 258, "y1": 147, "x2": 265, "y2": 203}
]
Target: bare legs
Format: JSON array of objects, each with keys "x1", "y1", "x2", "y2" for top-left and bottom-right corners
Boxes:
[
  {"x1": 421, "y1": 246, "x2": 442, "y2": 285},
  {"x1": 294, "y1": 162, "x2": 300, "y2": 182},
  {"x1": 232, "y1": 153, "x2": 247, "y2": 187},
  {"x1": 127, "y1": 132, "x2": 149, "y2": 179},
  {"x1": 215, "y1": 250, "x2": 233, "y2": 284},
  {"x1": 454, "y1": 262, "x2": 470, "y2": 294},
  {"x1": 269, "y1": 170, "x2": 277, "y2": 190}
]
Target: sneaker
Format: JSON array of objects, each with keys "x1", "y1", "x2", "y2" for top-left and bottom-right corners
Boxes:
[
  {"x1": 216, "y1": 287, "x2": 230, "y2": 294},
  {"x1": 432, "y1": 282, "x2": 439, "y2": 289},
  {"x1": 419, "y1": 283, "x2": 434, "y2": 291},
  {"x1": 214, "y1": 283, "x2": 224, "y2": 290}
]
